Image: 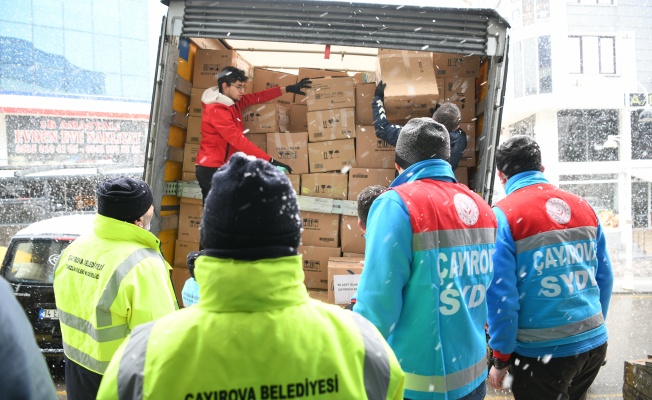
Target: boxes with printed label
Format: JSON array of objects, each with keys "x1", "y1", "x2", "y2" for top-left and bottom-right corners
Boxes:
[
  {"x1": 245, "y1": 133, "x2": 267, "y2": 153},
  {"x1": 347, "y1": 167, "x2": 395, "y2": 200},
  {"x1": 171, "y1": 266, "x2": 191, "y2": 308},
  {"x1": 355, "y1": 126, "x2": 396, "y2": 169},
  {"x1": 299, "y1": 246, "x2": 342, "y2": 290},
  {"x1": 340, "y1": 215, "x2": 366, "y2": 254},
  {"x1": 174, "y1": 240, "x2": 200, "y2": 268},
  {"x1": 192, "y1": 49, "x2": 253, "y2": 89},
  {"x1": 186, "y1": 116, "x2": 202, "y2": 144},
  {"x1": 301, "y1": 211, "x2": 340, "y2": 248},
  {"x1": 432, "y1": 52, "x2": 481, "y2": 78},
  {"x1": 266, "y1": 132, "x2": 309, "y2": 174},
  {"x1": 307, "y1": 108, "x2": 355, "y2": 142},
  {"x1": 252, "y1": 68, "x2": 297, "y2": 105},
  {"x1": 308, "y1": 138, "x2": 356, "y2": 173},
  {"x1": 242, "y1": 103, "x2": 288, "y2": 134},
  {"x1": 457, "y1": 122, "x2": 476, "y2": 168},
  {"x1": 353, "y1": 72, "x2": 376, "y2": 85},
  {"x1": 182, "y1": 143, "x2": 200, "y2": 173},
  {"x1": 178, "y1": 197, "x2": 203, "y2": 243},
  {"x1": 287, "y1": 174, "x2": 300, "y2": 194},
  {"x1": 455, "y1": 167, "x2": 469, "y2": 187},
  {"x1": 295, "y1": 68, "x2": 350, "y2": 104},
  {"x1": 189, "y1": 88, "x2": 205, "y2": 116},
  {"x1": 288, "y1": 104, "x2": 308, "y2": 133},
  {"x1": 182, "y1": 171, "x2": 197, "y2": 181},
  {"x1": 307, "y1": 289, "x2": 330, "y2": 303},
  {"x1": 443, "y1": 78, "x2": 476, "y2": 122},
  {"x1": 355, "y1": 83, "x2": 376, "y2": 126},
  {"x1": 327, "y1": 258, "x2": 364, "y2": 305},
  {"x1": 300, "y1": 173, "x2": 348, "y2": 200},
  {"x1": 305, "y1": 77, "x2": 355, "y2": 112}
]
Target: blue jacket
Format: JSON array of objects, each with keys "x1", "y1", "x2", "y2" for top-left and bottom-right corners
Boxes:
[
  {"x1": 372, "y1": 97, "x2": 467, "y2": 170},
  {"x1": 354, "y1": 159, "x2": 496, "y2": 400},
  {"x1": 487, "y1": 171, "x2": 614, "y2": 359}
]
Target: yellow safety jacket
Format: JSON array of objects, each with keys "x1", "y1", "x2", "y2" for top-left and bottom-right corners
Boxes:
[
  {"x1": 97, "y1": 254, "x2": 405, "y2": 399},
  {"x1": 54, "y1": 214, "x2": 178, "y2": 374}
]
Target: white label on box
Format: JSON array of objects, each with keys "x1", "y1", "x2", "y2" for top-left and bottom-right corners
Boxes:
[{"x1": 333, "y1": 274, "x2": 361, "y2": 304}]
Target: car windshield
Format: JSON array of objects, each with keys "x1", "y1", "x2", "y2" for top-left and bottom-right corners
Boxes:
[{"x1": 4, "y1": 238, "x2": 73, "y2": 284}]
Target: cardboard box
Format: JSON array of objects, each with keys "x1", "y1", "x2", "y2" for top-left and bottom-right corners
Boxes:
[
  {"x1": 300, "y1": 173, "x2": 348, "y2": 200},
  {"x1": 347, "y1": 167, "x2": 395, "y2": 200},
  {"x1": 340, "y1": 215, "x2": 366, "y2": 254},
  {"x1": 295, "y1": 68, "x2": 350, "y2": 104},
  {"x1": 432, "y1": 52, "x2": 481, "y2": 78},
  {"x1": 242, "y1": 103, "x2": 288, "y2": 133},
  {"x1": 192, "y1": 49, "x2": 253, "y2": 89},
  {"x1": 355, "y1": 126, "x2": 396, "y2": 169},
  {"x1": 342, "y1": 252, "x2": 365, "y2": 258},
  {"x1": 308, "y1": 138, "x2": 356, "y2": 173},
  {"x1": 266, "y1": 132, "x2": 310, "y2": 175},
  {"x1": 245, "y1": 133, "x2": 267, "y2": 153},
  {"x1": 299, "y1": 245, "x2": 342, "y2": 289},
  {"x1": 288, "y1": 104, "x2": 308, "y2": 133},
  {"x1": 307, "y1": 289, "x2": 330, "y2": 303},
  {"x1": 182, "y1": 171, "x2": 197, "y2": 181},
  {"x1": 353, "y1": 71, "x2": 376, "y2": 84},
  {"x1": 457, "y1": 122, "x2": 476, "y2": 168},
  {"x1": 377, "y1": 49, "x2": 438, "y2": 123},
  {"x1": 307, "y1": 108, "x2": 355, "y2": 142},
  {"x1": 436, "y1": 78, "x2": 445, "y2": 105},
  {"x1": 252, "y1": 68, "x2": 297, "y2": 105},
  {"x1": 327, "y1": 260, "x2": 363, "y2": 305},
  {"x1": 287, "y1": 174, "x2": 300, "y2": 194},
  {"x1": 182, "y1": 143, "x2": 200, "y2": 173},
  {"x1": 444, "y1": 78, "x2": 476, "y2": 122},
  {"x1": 171, "y1": 266, "x2": 191, "y2": 308},
  {"x1": 355, "y1": 83, "x2": 376, "y2": 126},
  {"x1": 174, "y1": 240, "x2": 200, "y2": 268},
  {"x1": 178, "y1": 197, "x2": 203, "y2": 243},
  {"x1": 301, "y1": 211, "x2": 340, "y2": 248},
  {"x1": 455, "y1": 167, "x2": 469, "y2": 187},
  {"x1": 189, "y1": 88, "x2": 205, "y2": 116},
  {"x1": 186, "y1": 116, "x2": 202, "y2": 144},
  {"x1": 305, "y1": 77, "x2": 355, "y2": 112}
]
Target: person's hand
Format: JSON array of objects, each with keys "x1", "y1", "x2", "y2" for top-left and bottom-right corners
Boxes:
[
  {"x1": 375, "y1": 81, "x2": 386, "y2": 100},
  {"x1": 270, "y1": 158, "x2": 293, "y2": 174},
  {"x1": 285, "y1": 78, "x2": 312, "y2": 95},
  {"x1": 489, "y1": 366, "x2": 510, "y2": 390}
]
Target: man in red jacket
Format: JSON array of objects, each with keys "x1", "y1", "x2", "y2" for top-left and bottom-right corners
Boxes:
[{"x1": 196, "y1": 66, "x2": 311, "y2": 202}]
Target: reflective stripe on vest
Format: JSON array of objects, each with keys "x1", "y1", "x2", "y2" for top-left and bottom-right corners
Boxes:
[
  {"x1": 413, "y1": 228, "x2": 496, "y2": 252},
  {"x1": 58, "y1": 309, "x2": 129, "y2": 342},
  {"x1": 351, "y1": 312, "x2": 391, "y2": 400},
  {"x1": 517, "y1": 312, "x2": 605, "y2": 343},
  {"x1": 63, "y1": 341, "x2": 110, "y2": 374},
  {"x1": 514, "y1": 226, "x2": 597, "y2": 254},
  {"x1": 404, "y1": 356, "x2": 486, "y2": 393},
  {"x1": 117, "y1": 323, "x2": 154, "y2": 400}
]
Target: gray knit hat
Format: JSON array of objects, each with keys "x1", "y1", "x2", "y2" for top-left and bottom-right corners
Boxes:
[{"x1": 395, "y1": 117, "x2": 450, "y2": 169}]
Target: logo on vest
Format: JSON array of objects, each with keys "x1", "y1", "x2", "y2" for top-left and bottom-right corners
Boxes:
[
  {"x1": 454, "y1": 193, "x2": 479, "y2": 226},
  {"x1": 546, "y1": 198, "x2": 571, "y2": 224}
]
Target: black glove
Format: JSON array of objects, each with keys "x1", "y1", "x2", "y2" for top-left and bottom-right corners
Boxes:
[
  {"x1": 285, "y1": 78, "x2": 312, "y2": 96},
  {"x1": 375, "y1": 81, "x2": 386, "y2": 100},
  {"x1": 270, "y1": 158, "x2": 293, "y2": 174}
]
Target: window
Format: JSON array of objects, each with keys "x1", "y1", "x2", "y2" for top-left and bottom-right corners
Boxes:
[
  {"x1": 568, "y1": 0, "x2": 615, "y2": 4},
  {"x1": 568, "y1": 36, "x2": 616, "y2": 74},
  {"x1": 557, "y1": 109, "x2": 619, "y2": 162},
  {"x1": 631, "y1": 110, "x2": 652, "y2": 161},
  {"x1": 513, "y1": 36, "x2": 553, "y2": 97},
  {"x1": 510, "y1": 115, "x2": 536, "y2": 137}
]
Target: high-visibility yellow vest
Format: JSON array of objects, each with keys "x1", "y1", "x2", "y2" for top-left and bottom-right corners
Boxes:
[
  {"x1": 54, "y1": 215, "x2": 178, "y2": 374},
  {"x1": 97, "y1": 254, "x2": 405, "y2": 399}
]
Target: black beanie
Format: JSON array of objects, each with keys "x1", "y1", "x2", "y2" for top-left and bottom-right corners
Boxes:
[
  {"x1": 200, "y1": 152, "x2": 302, "y2": 259},
  {"x1": 395, "y1": 117, "x2": 451, "y2": 169},
  {"x1": 96, "y1": 177, "x2": 154, "y2": 223}
]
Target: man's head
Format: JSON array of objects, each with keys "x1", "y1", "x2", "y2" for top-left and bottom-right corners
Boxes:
[
  {"x1": 395, "y1": 117, "x2": 450, "y2": 170},
  {"x1": 433, "y1": 102, "x2": 462, "y2": 134},
  {"x1": 96, "y1": 177, "x2": 154, "y2": 229},
  {"x1": 217, "y1": 66, "x2": 249, "y2": 101},
  {"x1": 200, "y1": 152, "x2": 302, "y2": 258},
  {"x1": 357, "y1": 185, "x2": 387, "y2": 232},
  {"x1": 495, "y1": 135, "x2": 543, "y2": 181}
]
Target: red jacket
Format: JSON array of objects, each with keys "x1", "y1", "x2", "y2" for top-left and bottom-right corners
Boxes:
[{"x1": 197, "y1": 86, "x2": 282, "y2": 168}]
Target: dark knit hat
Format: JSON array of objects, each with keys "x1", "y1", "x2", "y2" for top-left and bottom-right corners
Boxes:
[
  {"x1": 395, "y1": 117, "x2": 450, "y2": 169},
  {"x1": 96, "y1": 177, "x2": 154, "y2": 223},
  {"x1": 200, "y1": 152, "x2": 302, "y2": 260}
]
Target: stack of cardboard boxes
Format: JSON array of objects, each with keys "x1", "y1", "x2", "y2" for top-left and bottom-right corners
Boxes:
[{"x1": 171, "y1": 47, "x2": 480, "y2": 307}]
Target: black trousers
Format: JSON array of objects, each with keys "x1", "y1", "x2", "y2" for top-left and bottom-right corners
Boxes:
[
  {"x1": 510, "y1": 342, "x2": 608, "y2": 400},
  {"x1": 64, "y1": 355, "x2": 103, "y2": 400},
  {"x1": 195, "y1": 164, "x2": 219, "y2": 205}
]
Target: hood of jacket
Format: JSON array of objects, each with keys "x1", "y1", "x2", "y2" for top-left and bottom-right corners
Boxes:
[
  {"x1": 201, "y1": 86, "x2": 234, "y2": 107},
  {"x1": 391, "y1": 158, "x2": 456, "y2": 187}
]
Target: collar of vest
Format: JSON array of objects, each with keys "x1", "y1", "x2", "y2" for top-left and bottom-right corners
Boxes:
[
  {"x1": 93, "y1": 214, "x2": 161, "y2": 251},
  {"x1": 505, "y1": 170, "x2": 549, "y2": 195},
  {"x1": 193, "y1": 254, "x2": 309, "y2": 312}
]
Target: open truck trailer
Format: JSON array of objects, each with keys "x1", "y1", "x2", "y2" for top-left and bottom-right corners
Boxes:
[{"x1": 146, "y1": 0, "x2": 510, "y2": 303}]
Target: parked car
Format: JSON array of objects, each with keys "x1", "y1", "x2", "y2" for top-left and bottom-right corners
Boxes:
[{"x1": 0, "y1": 214, "x2": 95, "y2": 361}]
